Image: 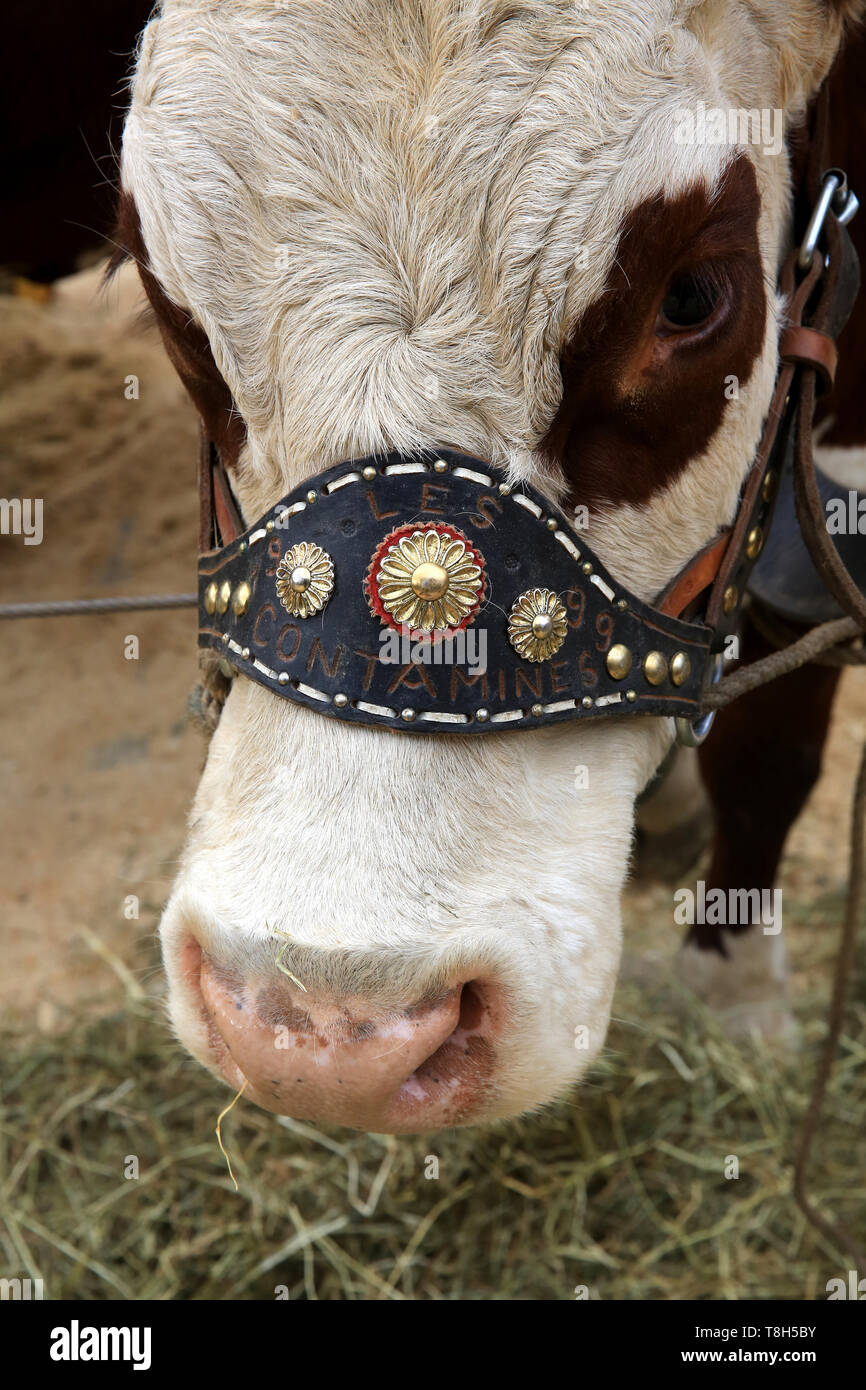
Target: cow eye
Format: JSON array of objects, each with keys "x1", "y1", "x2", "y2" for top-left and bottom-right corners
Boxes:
[{"x1": 658, "y1": 273, "x2": 721, "y2": 332}]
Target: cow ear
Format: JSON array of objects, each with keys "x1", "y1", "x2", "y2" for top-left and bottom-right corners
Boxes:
[{"x1": 686, "y1": 0, "x2": 865, "y2": 110}]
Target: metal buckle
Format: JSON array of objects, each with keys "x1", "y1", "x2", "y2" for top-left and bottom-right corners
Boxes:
[
  {"x1": 798, "y1": 168, "x2": 859, "y2": 272},
  {"x1": 674, "y1": 652, "x2": 723, "y2": 748}
]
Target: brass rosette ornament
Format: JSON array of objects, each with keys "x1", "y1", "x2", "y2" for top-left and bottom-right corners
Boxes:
[
  {"x1": 366, "y1": 523, "x2": 485, "y2": 635},
  {"x1": 507, "y1": 587, "x2": 568, "y2": 662},
  {"x1": 275, "y1": 541, "x2": 335, "y2": 618}
]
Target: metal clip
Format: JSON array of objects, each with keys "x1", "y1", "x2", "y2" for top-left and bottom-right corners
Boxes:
[
  {"x1": 675, "y1": 652, "x2": 723, "y2": 748},
  {"x1": 798, "y1": 168, "x2": 860, "y2": 272}
]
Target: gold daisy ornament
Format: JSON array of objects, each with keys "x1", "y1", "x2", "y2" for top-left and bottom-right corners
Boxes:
[
  {"x1": 275, "y1": 541, "x2": 335, "y2": 618},
  {"x1": 507, "y1": 587, "x2": 568, "y2": 662},
  {"x1": 367, "y1": 523, "x2": 485, "y2": 634}
]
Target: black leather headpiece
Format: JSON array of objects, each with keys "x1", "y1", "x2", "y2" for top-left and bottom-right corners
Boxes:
[{"x1": 198, "y1": 450, "x2": 714, "y2": 735}]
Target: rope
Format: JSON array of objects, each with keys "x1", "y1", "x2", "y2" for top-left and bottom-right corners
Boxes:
[
  {"x1": 704, "y1": 616, "x2": 864, "y2": 710},
  {"x1": 0, "y1": 594, "x2": 197, "y2": 619},
  {"x1": 747, "y1": 601, "x2": 866, "y2": 667},
  {"x1": 793, "y1": 739, "x2": 866, "y2": 1268}
]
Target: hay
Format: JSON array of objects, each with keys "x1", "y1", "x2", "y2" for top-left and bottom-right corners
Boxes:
[
  {"x1": 215, "y1": 1081, "x2": 248, "y2": 1194},
  {"x1": 1, "y1": 889, "x2": 863, "y2": 1301}
]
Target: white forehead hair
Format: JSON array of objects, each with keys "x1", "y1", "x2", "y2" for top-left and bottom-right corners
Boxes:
[{"x1": 121, "y1": 0, "x2": 776, "y2": 488}]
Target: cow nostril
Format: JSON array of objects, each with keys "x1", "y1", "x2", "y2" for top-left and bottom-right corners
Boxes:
[
  {"x1": 405, "y1": 977, "x2": 496, "y2": 1096},
  {"x1": 457, "y1": 979, "x2": 486, "y2": 1033}
]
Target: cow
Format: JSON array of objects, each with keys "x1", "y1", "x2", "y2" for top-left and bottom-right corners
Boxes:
[{"x1": 112, "y1": 0, "x2": 866, "y2": 1133}]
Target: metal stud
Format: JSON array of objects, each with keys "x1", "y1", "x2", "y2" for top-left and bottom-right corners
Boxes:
[
  {"x1": 643, "y1": 651, "x2": 668, "y2": 686},
  {"x1": 306, "y1": 490, "x2": 317, "y2": 504},
  {"x1": 266, "y1": 520, "x2": 275, "y2": 533},
  {"x1": 276, "y1": 542, "x2": 335, "y2": 618},
  {"x1": 670, "y1": 652, "x2": 691, "y2": 686},
  {"x1": 476, "y1": 708, "x2": 490, "y2": 722},
  {"x1": 546, "y1": 518, "x2": 558, "y2": 531},
  {"x1": 221, "y1": 632, "x2": 229, "y2": 645},
  {"x1": 333, "y1": 692, "x2": 348, "y2": 708},
  {"x1": 362, "y1": 466, "x2": 376, "y2": 481},
  {"x1": 606, "y1": 643, "x2": 633, "y2": 680},
  {"x1": 498, "y1": 483, "x2": 511, "y2": 496},
  {"x1": 617, "y1": 599, "x2": 628, "y2": 611},
  {"x1": 204, "y1": 582, "x2": 218, "y2": 615},
  {"x1": 746, "y1": 525, "x2": 763, "y2": 560},
  {"x1": 217, "y1": 580, "x2": 231, "y2": 614},
  {"x1": 581, "y1": 561, "x2": 593, "y2": 575},
  {"x1": 626, "y1": 690, "x2": 637, "y2": 703},
  {"x1": 762, "y1": 471, "x2": 776, "y2": 504},
  {"x1": 239, "y1": 541, "x2": 247, "y2": 553},
  {"x1": 433, "y1": 459, "x2": 448, "y2": 473},
  {"x1": 278, "y1": 672, "x2": 290, "y2": 686},
  {"x1": 411, "y1": 562, "x2": 449, "y2": 601},
  {"x1": 507, "y1": 588, "x2": 568, "y2": 662},
  {"x1": 723, "y1": 584, "x2": 738, "y2": 615},
  {"x1": 401, "y1": 708, "x2": 416, "y2": 722},
  {"x1": 582, "y1": 696, "x2": 593, "y2": 709},
  {"x1": 241, "y1": 647, "x2": 250, "y2": 661},
  {"x1": 531, "y1": 702, "x2": 544, "y2": 717},
  {"x1": 232, "y1": 581, "x2": 252, "y2": 616}
]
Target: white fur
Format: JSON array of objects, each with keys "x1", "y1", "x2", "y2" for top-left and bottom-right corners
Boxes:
[{"x1": 122, "y1": 0, "x2": 855, "y2": 1121}]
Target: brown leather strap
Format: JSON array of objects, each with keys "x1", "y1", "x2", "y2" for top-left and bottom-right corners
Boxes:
[
  {"x1": 213, "y1": 464, "x2": 243, "y2": 546},
  {"x1": 779, "y1": 325, "x2": 838, "y2": 389},
  {"x1": 703, "y1": 252, "x2": 825, "y2": 636},
  {"x1": 659, "y1": 231, "x2": 830, "y2": 634},
  {"x1": 785, "y1": 85, "x2": 866, "y2": 631},
  {"x1": 199, "y1": 422, "x2": 243, "y2": 551},
  {"x1": 198, "y1": 422, "x2": 214, "y2": 553},
  {"x1": 656, "y1": 532, "x2": 731, "y2": 619}
]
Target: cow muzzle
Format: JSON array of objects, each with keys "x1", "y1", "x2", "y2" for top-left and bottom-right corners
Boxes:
[{"x1": 184, "y1": 939, "x2": 501, "y2": 1133}]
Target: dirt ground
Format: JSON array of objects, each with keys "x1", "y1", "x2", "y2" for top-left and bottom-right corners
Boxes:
[{"x1": 1, "y1": 264, "x2": 865, "y2": 1031}]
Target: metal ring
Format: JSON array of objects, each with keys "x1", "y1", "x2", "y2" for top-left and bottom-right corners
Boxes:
[
  {"x1": 675, "y1": 652, "x2": 723, "y2": 748},
  {"x1": 798, "y1": 169, "x2": 859, "y2": 271}
]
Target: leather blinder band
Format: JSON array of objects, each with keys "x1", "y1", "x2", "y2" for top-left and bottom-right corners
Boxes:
[{"x1": 197, "y1": 452, "x2": 714, "y2": 734}]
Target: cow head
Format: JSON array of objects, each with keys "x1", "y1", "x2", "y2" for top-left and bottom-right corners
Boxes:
[{"x1": 118, "y1": 0, "x2": 863, "y2": 1132}]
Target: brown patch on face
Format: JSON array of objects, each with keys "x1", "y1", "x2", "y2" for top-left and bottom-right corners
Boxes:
[
  {"x1": 111, "y1": 189, "x2": 247, "y2": 470},
  {"x1": 542, "y1": 155, "x2": 766, "y2": 512}
]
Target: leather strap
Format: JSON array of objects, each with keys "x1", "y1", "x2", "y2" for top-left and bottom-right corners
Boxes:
[
  {"x1": 213, "y1": 463, "x2": 243, "y2": 546},
  {"x1": 779, "y1": 326, "x2": 838, "y2": 389},
  {"x1": 652, "y1": 252, "x2": 828, "y2": 632},
  {"x1": 197, "y1": 451, "x2": 715, "y2": 735},
  {"x1": 656, "y1": 533, "x2": 731, "y2": 620},
  {"x1": 199, "y1": 423, "x2": 243, "y2": 549},
  {"x1": 663, "y1": 81, "x2": 861, "y2": 650}
]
